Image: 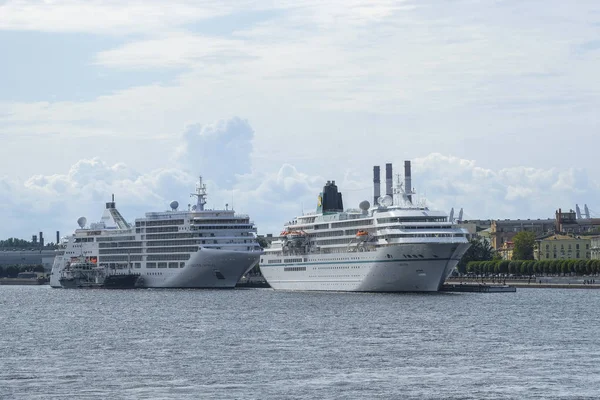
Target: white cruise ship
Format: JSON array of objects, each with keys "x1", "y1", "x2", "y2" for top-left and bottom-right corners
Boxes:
[
  {"x1": 260, "y1": 162, "x2": 471, "y2": 292},
  {"x1": 50, "y1": 177, "x2": 262, "y2": 288}
]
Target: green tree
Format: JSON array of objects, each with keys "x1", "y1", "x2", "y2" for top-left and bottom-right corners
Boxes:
[
  {"x1": 457, "y1": 238, "x2": 496, "y2": 274},
  {"x1": 512, "y1": 231, "x2": 536, "y2": 260},
  {"x1": 257, "y1": 236, "x2": 269, "y2": 249}
]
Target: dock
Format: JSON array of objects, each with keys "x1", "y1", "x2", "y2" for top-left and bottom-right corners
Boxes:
[{"x1": 441, "y1": 283, "x2": 516, "y2": 293}]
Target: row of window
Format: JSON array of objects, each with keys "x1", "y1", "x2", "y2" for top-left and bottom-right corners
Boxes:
[
  {"x1": 96, "y1": 236, "x2": 135, "y2": 242},
  {"x1": 146, "y1": 262, "x2": 184, "y2": 268},
  {"x1": 99, "y1": 248, "x2": 143, "y2": 255},
  {"x1": 192, "y1": 219, "x2": 250, "y2": 224},
  {"x1": 284, "y1": 266, "x2": 307, "y2": 272},
  {"x1": 146, "y1": 246, "x2": 199, "y2": 253},
  {"x1": 331, "y1": 219, "x2": 374, "y2": 228},
  {"x1": 145, "y1": 227, "x2": 179, "y2": 233},
  {"x1": 544, "y1": 253, "x2": 590, "y2": 259},
  {"x1": 377, "y1": 217, "x2": 447, "y2": 224},
  {"x1": 100, "y1": 255, "x2": 143, "y2": 262},
  {"x1": 99, "y1": 242, "x2": 143, "y2": 248},
  {"x1": 146, "y1": 254, "x2": 191, "y2": 261},
  {"x1": 144, "y1": 219, "x2": 185, "y2": 227},
  {"x1": 545, "y1": 243, "x2": 589, "y2": 250}
]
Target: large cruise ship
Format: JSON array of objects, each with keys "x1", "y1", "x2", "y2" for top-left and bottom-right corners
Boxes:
[
  {"x1": 260, "y1": 162, "x2": 471, "y2": 292},
  {"x1": 50, "y1": 177, "x2": 262, "y2": 288}
]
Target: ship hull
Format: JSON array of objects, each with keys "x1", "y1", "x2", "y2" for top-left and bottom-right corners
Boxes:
[
  {"x1": 53, "y1": 248, "x2": 260, "y2": 289},
  {"x1": 138, "y1": 248, "x2": 261, "y2": 288},
  {"x1": 260, "y1": 242, "x2": 470, "y2": 292}
]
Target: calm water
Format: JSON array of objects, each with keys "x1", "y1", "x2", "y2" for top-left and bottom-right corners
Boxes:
[{"x1": 1, "y1": 286, "x2": 599, "y2": 400}]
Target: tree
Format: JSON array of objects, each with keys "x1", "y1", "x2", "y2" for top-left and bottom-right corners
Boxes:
[
  {"x1": 457, "y1": 238, "x2": 496, "y2": 274},
  {"x1": 257, "y1": 236, "x2": 269, "y2": 249},
  {"x1": 512, "y1": 231, "x2": 536, "y2": 260}
]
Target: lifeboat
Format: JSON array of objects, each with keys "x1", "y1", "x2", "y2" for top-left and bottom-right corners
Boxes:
[
  {"x1": 356, "y1": 230, "x2": 369, "y2": 237},
  {"x1": 281, "y1": 230, "x2": 307, "y2": 238}
]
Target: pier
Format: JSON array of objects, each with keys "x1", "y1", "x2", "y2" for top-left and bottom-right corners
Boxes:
[{"x1": 441, "y1": 283, "x2": 516, "y2": 293}]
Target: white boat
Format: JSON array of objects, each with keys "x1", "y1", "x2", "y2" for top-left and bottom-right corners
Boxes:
[
  {"x1": 50, "y1": 176, "x2": 262, "y2": 288},
  {"x1": 260, "y1": 162, "x2": 471, "y2": 292}
]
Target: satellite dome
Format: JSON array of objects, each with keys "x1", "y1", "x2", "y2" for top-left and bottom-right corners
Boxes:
[
  {"x1": 77, "y1": 217, "x2": 87, "y2": 228},
  {"x1": 359, "y1": 200, "x2": 370, "y2": 211},
  {"x1": 170, "y1": 200, "x2": 179, "y2": 211},
  {"x1": 378, "y1": 195, "x2": 393, "y2": 207}
]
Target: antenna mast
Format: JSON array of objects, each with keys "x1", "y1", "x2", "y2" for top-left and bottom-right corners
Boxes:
[{"x1": 190, "y1": 176, "x2": 207, "y2": 211}]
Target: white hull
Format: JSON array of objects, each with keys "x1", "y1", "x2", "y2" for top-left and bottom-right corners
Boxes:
[
  {"x1": 51, "y1": 248, "x2": 260, "y2": 289},
  {"x1": 260, "y1": 242, "x2": 469, "y2": 292}
]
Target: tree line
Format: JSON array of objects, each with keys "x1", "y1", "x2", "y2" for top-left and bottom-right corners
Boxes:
[
  {"x1": 0, "y1": 237, "x2": 58, "y2": 250},
  {"x1": 465, "y1": 259, "x2": 600, "y2": 276},
  {"x1": 0, "y1": 265, "x2": 46, "y2": 278}
]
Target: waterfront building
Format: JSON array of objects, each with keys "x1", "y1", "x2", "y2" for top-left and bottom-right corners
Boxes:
[
  {"x1": 590, "y1": 236, "x2": 600, "y2": 260},
  {"x1": 498, "y1": 241, "x2": 514, "y2": 260},
  {"x1": 537, "y1": 234, "x2": 591, "y2": 261},
  {"x1": 555, "y1": 208, "x2": 600, "y2": 234},
  {"x1": 489, "y1": 219, "x2": 555, "y2": 250},
  {"x1": 0, "y1": 250, "x2": 56, "y2": 271}
]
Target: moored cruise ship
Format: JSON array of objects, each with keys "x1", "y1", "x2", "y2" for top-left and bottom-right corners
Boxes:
[
  {"x1": 50, "y1": 177, "x2": 262, "y2": 288},
  {"x1": 260, "y1": 162, "x2": 471, "y2": 292}
]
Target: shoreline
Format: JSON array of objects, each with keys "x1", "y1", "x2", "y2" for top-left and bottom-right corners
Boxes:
[{"x1": 447, "y1": 278, "x2": 600, "y2": 290}]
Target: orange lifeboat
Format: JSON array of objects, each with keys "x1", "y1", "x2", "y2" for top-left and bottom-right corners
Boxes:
[
  {"x1": 356, "y1": 230, "x2": 369, "y2": 237},
  {"x1": 281, "y1": 230, "x2": 306, "y2": 238}
]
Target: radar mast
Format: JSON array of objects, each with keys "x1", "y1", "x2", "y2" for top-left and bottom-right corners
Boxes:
[{"x1": 191, "y1": 176, "x2": 207, "y2": 211}]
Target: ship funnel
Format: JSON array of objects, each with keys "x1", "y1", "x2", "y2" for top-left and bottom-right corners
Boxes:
[
  {"x1": 373, "y1": 166, "x2": 381, "y2": 205},
  {"x1": 385, "y1": 163, "x2": 393, "y2": 197},
  {"x1": 458, "y1": 208, "x2": 463, "y2": 223},
  {"x1": 404, "y1": 160, "x2": 412, "y2": 204},
  {"x1": 318, "y1": 180, "x2": 344, "y2": 214},
  {"x1": 576, "y1": 204, "x2": 582, "y2": 219}
]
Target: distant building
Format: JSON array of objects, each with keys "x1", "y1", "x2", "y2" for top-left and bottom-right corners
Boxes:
[
  {"x1": 537, "y1": 234, "x2": 591, "y2": 261},
  {"x1": 555, "y1": 208, "x2": 600, "y2": 234},
  {"x1": 590, "y1": 237, "x2": 600, "y2": 260},
  {"x1": 461, "y1": 219, "x2": 492, "y2": 233},
  {"x1": 0, "y1": 250, "x2": 57, "y2": 271},
  {"x1": 498, "y1": 241, "x2": 514, "y2": 260},
  {"x1": 489, "y1": 219, "x2": 555, "y2": 250}
]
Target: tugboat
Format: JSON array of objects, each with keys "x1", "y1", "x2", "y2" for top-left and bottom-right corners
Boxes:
[
  {"x1": 103, "y1": 270, "x2": 141, "y2": 289},
  {"x1": 59, "y1": 259, "x2": 105, "y2": 289},
  {"x1": 59, "y1": 258, "x2": 140, "y2": 289}
]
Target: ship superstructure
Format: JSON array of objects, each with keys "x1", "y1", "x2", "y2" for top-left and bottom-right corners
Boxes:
[
  {"x1": 50, "y1": 177, "x2": 262, "y2": 288},
  {"x1": 260, "y1": 161, "x2": 471, "y2": 292}
]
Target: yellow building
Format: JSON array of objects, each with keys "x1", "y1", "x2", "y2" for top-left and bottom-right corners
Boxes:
[
  {"x1": 537, "y1": 235, "x2": 591, "y2": 260},
  {"x1": 498, "y1": 241, "x2": 514, "y2": 260}
]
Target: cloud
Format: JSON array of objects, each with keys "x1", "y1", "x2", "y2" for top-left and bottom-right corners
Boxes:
[
  {"x1": 3, "y1": 146, "x2": 600, "y2": 241},
  {"x1": 0, "y1": 1, "x2": 236, "y2": 34},
  {"x1": 173, "y1": 117, "x2": 254, "y2": 188},
  {"x1": 94, "y1": 33, "x2": 248, "y2": 69},
  {"x1": 411, "y1": 153, "x2": 600, "y2": 220}
]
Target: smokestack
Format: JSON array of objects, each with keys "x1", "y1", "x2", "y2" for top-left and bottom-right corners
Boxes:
[
  {"x1": 39, "y1": 232, "x2": 44, "y2": 248},
  {"x1": 385, "y1": 163, "x2": 392, "y2": 197},
  {"x1": 373, "y1": 166, "x2": 381, "y2": 205},
  {"x1": 56, "y1": 231, "x2": 60, "y2": 245},
  {"x1": 404, "y1": 160, "x2": 412, "y2": 204}
]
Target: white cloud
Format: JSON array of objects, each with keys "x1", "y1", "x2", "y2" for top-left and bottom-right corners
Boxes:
[
  {"x1": 4, "y1": 141, "x2": 600, "y2": 241},
  {"x1": 2, "y1": 0, "x2": 600, "y2": 238},
  {"x1": 0, "y1": 0, "x2": 237, "y2": 34}
]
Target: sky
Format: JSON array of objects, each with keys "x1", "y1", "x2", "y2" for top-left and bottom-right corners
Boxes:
[{"x1": 1, "y1": 0, "x2": 599, "y2": 241}]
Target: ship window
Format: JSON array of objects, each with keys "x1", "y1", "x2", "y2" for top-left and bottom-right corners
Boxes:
[
  {"x1": 157, "y1": 262, "x2": 167, "y2": 268},
  {"x1": 168, "y1": 262, "x2": 178, "y2": 268},
  {"x1": 147, "y1": 263, "x2": 156, "y2": 268},
  {"x1": 180, "y1": 262, "x2": 185, "y2": 268}
]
